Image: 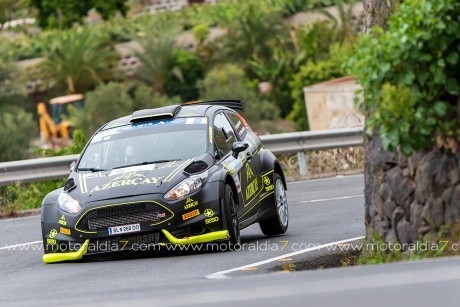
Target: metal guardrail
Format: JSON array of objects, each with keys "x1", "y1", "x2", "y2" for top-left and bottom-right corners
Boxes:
[
  {"x1": 0, "y1": 154, "x2": 79, "y2": 186},
  {"x1": 0, "y1": 128, "x2": 363, "y2": 186}
]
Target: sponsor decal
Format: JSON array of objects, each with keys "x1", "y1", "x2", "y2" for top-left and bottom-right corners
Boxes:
[
  {"x1": 49, "y1": 229, "x2": 57, "y2": 239},
  {"x1": 246, "y1": 177, "x2": 259, "y2": 201},
  {"x1": 47, "y1": 239, "x2": 57, "y2": 245},
  {"x1": 263, "y1": 175, "x2": 274, "y2": 191},
  {"x1": 246, "y1": 163, "x2": 254, "y2": 181},
  {"x1": 180, "y1": 112, "x2": 201, "y2": 117},
  {"x1": 60, "y1": 227, "x2": 71, "y2": 235},
  {"x1": 223, "y1": 161, "x2": 234, "y2": 175},
  {"x1": 209, "y1": 126, "x2": 213, "y2": 143},
  {"x1": 205, "y1": 217, "x2": 219, "y2": 224},
  {"x1": 184, "y1": 198, "x2": 199, "y2": 210},
  {"x1": 263, "y1": 176, "x2": 270, "y2": 185},
  {"x1": 58, "y1": 215, "x2": 67, "y2": 226},
  {"x1": 204, "y1": 209, "x2": 214, "y2": 218},
  {"x1": 182, "y1": 209, "x2": 200, "y2": 221},
  {"x1": 89, "y1": 173, "x2": 164, "y2": 194},
  {"x1": 157, "y1": 213, "x2": 166, "y2": 218},
  {"x1": 109, "y1": 164, "x2": 156, "y2": 176}
]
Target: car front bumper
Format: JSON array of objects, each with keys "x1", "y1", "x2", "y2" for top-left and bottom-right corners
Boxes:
[{"x1": 41, "y1": 181, "x2": 228, "y2": 263}]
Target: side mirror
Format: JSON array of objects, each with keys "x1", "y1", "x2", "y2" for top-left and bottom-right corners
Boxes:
[
  {"x1": 69, "y1": 161, "x2": 76, "y2": 172},
  {"x1": 231, "y1": 142, "x2": 249, "y2": 158}
]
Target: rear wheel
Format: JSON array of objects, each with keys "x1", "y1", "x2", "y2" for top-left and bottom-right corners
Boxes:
[
  {"x1": 259, "y1": 173, "x2": 288, "y2": 235},
  {"x1": 223, "y1": 184, "x2": 241, "y2": 246}
]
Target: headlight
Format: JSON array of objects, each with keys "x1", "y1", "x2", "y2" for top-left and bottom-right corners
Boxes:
[
  {"x1": 164, "y1": 172, "x2": 208, "y2": 201},
  {"x1": 58, "y1": 193, "x2": 81, "y2": 214}
]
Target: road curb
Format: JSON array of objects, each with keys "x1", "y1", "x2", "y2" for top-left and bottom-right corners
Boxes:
[{"x1": 0, "y1": 208, "x2": 40, "y2": 219}]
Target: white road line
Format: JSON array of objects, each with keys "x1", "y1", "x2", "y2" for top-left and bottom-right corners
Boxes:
[
  {"x1": 206, "y1": 236, "x2": 365, "y2": 279},
  {"x1": 0, "y1": 241, "x2": 42, "y2": 251},
  {"x1": 298, "y1": 194, "x2": 364, "y2": 204},
  {"x1": 288, "y1": 174, "x2": 363, "y2": 185}
]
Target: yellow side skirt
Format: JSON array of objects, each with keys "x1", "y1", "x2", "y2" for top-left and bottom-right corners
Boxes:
[
  {"x1": 43, "y1": 240, "x2": 90, "y2": 264},
  {"x1": 162, "y1": 229, "x2": 229, "y2": 245}
]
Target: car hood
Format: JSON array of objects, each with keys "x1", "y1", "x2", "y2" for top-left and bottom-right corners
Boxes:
[{"x1": 68, "y1": 160, "x2": 194, "y2": 204}]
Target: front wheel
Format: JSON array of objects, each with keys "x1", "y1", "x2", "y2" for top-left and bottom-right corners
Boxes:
[
  {"x1": 259, "y1": 173, "x2": 288, "y2": 236},
  {"x1": 223, "y1": 184, "x2": 241, "y2": 246}
]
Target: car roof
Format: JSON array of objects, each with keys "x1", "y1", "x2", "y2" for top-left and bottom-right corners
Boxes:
[{"x1": 102, "y1": 100, "x2": 244, "y2": 131}]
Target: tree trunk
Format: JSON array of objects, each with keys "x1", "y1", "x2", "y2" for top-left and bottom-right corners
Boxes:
[{"x1": 361, "y1": 0, "x2": 397, "y2": 240}]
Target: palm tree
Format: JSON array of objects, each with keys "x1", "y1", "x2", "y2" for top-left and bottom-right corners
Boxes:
[
  {"x1": 42, "y1": 27, "x2": 118, "y2": 93},
  {"x1": 135, "y1": 22, "x2": 182, "y2": 94}
]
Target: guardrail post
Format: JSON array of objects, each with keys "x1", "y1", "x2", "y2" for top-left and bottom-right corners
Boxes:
[{"x1": 297, "y1": 152, "x2": 308, "y2": 176}]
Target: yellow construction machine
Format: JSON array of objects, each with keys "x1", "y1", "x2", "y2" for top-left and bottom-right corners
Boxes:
[{"x1": 37, "y1": 94, "x2": 84, "y2": 148}]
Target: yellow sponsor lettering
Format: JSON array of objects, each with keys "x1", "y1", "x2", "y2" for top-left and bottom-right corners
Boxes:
[
  {"x1": 131, "y1": 178, "x2": 142, "y2": 185},
  {"x1": 120, "y1": 180, "x2": 131, "y2": 186},
  {"x1": 112, "y1": 181, "x2": 122, "y2": 187},
  {"x1": 47, "y1": 239, "x2": 57, "y2": 245},
  {"x1": 265, "y1": 185, "x2": 274, "y2": 192},
  {"x1": 246, "y1": 178, "x2": 259, "y2": 200},
  {"x1": 205, "y1": 217, "x2": 219, "y2": 224},
  {"x1": 58, "y1": 215, "x2": 67, "y2": 226},
  {"x1": 184, "y1": 198, "x2": 199, "y2": 210},
  {"x1": 90, "y1": 175, "x2": 164, "y2": 193},
  {"x1": 246, "y1": 163, "x2": 254, "y2": 181}
]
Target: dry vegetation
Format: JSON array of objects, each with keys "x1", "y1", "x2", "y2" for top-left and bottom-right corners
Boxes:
[{"x1": 278, "y1": 146, "x2": 364, "y2": 180}]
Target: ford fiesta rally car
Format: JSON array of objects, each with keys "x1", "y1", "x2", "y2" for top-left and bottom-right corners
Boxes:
[{"x1": 41, "y1": 100, "x2": 288, "y2": 263}]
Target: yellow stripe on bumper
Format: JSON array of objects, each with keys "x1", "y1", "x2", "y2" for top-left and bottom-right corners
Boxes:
[
  {"x1": 43, "y1": 239, "x2": 90, "y2": 264},
  {"x1": 162, "y1": 229, "x2": 229, "y2": 245}
]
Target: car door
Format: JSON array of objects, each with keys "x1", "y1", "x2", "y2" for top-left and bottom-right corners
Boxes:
[
  {"x1": 225, "y1": 112, "x2": 262, "y2": 219},
  {"x1": 212, "y1": 112, "x2": 248, "y2": 218}
]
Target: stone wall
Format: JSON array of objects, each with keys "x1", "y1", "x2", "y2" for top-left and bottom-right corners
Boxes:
[{"x1": 367, "y1": 146, "x2": 460, "y2": 244}]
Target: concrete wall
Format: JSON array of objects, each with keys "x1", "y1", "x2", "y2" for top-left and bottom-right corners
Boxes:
[{"x1": 304, "y1": 76, "x2": 364, "y2": 131}]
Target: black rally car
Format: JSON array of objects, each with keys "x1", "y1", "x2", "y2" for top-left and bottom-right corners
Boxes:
[{"x1": 41, "y1": 100, "x2": 288, "y2": 263}]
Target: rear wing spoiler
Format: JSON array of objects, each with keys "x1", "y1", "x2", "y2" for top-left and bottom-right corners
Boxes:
[{"x1": 183, "y1": 100, "x2": 245, "y2": 111}]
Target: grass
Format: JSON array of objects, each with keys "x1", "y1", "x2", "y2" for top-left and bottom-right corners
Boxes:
[
  {"x1": 0, "y1": 179, "x2": 66, "y2": 217},
  {"x1": 357, "y1": 225, "x2": 460, "y2": 265}
]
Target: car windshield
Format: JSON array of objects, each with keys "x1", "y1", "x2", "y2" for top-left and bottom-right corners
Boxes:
[{"x1": 78, "y1": 117, "x2": 208, "y2": 171}]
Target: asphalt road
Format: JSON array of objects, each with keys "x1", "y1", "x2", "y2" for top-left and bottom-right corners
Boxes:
[{"x1": 0, "y1": 175, "x2": 367, "y2": 306}]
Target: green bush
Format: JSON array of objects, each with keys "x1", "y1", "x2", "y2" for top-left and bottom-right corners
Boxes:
[
  {"x1": 164, "y1": 50, "x2": 204, "y2": 102},
  {"x1": 288, "y1": 45, "x2": 348, "y2": 130},
  {"x1": 0, "y1": 179, "x2": 66, "y2": 216},
  {"x1": 214, "y1": 0, "x2": 287, "y2": 65},
  {"x1": 0, "y1": 108, "x2": 36, "y2": 162},
  {"x1": 132, "y1": 84, "x2": 181, "y2": 110},
  {"x1": 349, "y1": 0, "x2": 460, "y2": 155},
  {"x1": 199, "y1": 64, "x2": 280, "y2": 129}
]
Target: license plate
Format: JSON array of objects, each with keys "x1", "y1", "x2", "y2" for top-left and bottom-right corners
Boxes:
[{"x1": 108, "y1": 223, "x2": 141, "y2": 235}]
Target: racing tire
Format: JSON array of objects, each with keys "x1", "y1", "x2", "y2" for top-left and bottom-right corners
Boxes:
[
  {"x1": 224, "y1": 184, "x2": 241, "y2": 247},
  {"x1": 259, "y1": 173, "x2": 288, "y2": 236}
]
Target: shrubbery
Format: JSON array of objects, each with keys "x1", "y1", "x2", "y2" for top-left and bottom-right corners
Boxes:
[{"x1": 349, "y1": 0, "x2": 460, "y2": 155}]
